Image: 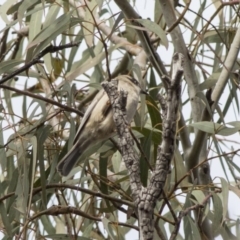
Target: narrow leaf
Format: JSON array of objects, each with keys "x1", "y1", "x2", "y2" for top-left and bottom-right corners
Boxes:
[{"x1": 136, "y1": 19, "x2": 168, "y2": 48}]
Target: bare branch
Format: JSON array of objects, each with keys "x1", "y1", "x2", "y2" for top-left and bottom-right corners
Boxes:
[
  {"x1": 0, "y1": 84, "x2": 83, "y2": 116},
  {"x1": 0, "y1": 183, "x2": 134, "y2": 207},
  {"x1": 17, "y1": 205, "x2": 139, "y2": 239},
  {"x1": 169, "y1": 192, "x2": 214, "y2": 240}
]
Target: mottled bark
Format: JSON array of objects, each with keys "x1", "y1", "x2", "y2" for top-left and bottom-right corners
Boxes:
[{"x1": 102, "y1": 53, "x2": 184, "y2": 240}]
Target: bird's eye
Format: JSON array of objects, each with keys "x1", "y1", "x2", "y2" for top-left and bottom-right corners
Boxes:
[{"x1": 131, "y1": 78, "x2": 138, "y2": 86}]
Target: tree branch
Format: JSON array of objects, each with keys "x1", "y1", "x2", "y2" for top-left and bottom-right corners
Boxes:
[
  {"x1": 17, "y1": 205, "x2": 139, "y2": 240},
  {"x1": 0, "y1": 183, "x2": 134, "y2": 207},
  {"x1": 102, "y1": 53, "x2": 184, "y2": 240},
  {"x1": 0, "y1": 84, "x2": 83, "y2": 116},
  {"x1": 157, "y1": 0, "x2": 203, "y2": 122},
  {"x1": 211, "y1": 25, "x2": 240, "y2": 108},
  {"x1": 0, "y1": 42, "x2": 80, "y2": 85},
  {"x1": 169, "y1": 192, "x2": 215, "y2": 240},
  {"x1": 137, "y1": 53, "x2": 183, "y2": 240},
  {"x1": 102, "y1": 80, "x2": 142, "y2": 200}
]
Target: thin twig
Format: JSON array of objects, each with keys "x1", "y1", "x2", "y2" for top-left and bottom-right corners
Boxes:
[
  {"x1": 169, "y1": 191, "x2": 217, "y2": 240},
  {"x1": 167, "y1": 1, "x2": 191, "y2": 33},
  {"x1": 17, "y1": 205, "x2": 139, "y2": 240},
  {"x1": 0, "y1": 84, "x2": 83, "y2": 116},
  {"x1": 0, "y1": 183, "x2": 134, "y2": 207}
]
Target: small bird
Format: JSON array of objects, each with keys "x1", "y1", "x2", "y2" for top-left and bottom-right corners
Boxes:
[{"x1": 57, "y1": 75, "x2": 146, "y2": 176}]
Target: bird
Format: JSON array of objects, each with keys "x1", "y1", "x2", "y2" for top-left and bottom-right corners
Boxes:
[{"x1": 57, "y1": 75, "x2": 147, "y2": 176}]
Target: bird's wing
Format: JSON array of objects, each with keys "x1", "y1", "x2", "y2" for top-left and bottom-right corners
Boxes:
[{"x1": 73, "y1": 89, "x2": 105, "y2": 144}]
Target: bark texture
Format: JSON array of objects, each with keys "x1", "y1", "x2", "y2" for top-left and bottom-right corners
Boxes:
[{"x1": 102, "y1": 53, "x2": 184, "y2": 240}]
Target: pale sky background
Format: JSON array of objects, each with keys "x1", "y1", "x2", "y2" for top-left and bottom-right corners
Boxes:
[{"x1": 0, "y1": 0, "x2": 239, "y2": 239}]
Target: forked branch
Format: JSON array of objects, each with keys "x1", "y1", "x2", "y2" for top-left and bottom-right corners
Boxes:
[{"x1": 102, "y1": 53, "x2": 184, "y2": 240}]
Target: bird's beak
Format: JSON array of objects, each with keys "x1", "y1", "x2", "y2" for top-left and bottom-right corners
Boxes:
[{"x1": 140, "y1": 89, "x2": 148, "y2": 95}]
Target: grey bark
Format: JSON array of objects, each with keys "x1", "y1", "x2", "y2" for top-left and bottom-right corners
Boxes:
[{"x1": 102, "y1": 53, "x2": 184, "y2": 240}]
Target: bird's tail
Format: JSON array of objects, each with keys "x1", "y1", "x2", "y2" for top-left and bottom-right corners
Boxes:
[{"x1": 57, "y1": 144, "x2": 82, "y2": 176}]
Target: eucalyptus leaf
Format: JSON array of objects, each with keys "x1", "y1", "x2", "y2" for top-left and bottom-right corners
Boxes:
[
  {"x1": 189, "y1": 121, "x2": 240, "y2": 136},
  {"x1": 136, "y1": 19, "x2": 168, "y2": 48}
]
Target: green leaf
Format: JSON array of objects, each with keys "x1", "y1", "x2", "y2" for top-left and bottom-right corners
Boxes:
[
  {"x1": 28, "y1": 136, "x2": 38, "y2": 209},
  {"x1": 40, "y1": 215, "x2": 56, "y2": 235},
  {"x1": 219, "y1": 177, "x2": 229, "y2": 222},
  {"x1": 154, "y1": 0, "x2": 165, "y2": 28},
  {"x1": 28, "y1": 3, "x2": 43, "y2": 42},
  {"x1": 0, "y1": 202, "x2": 12, "y2": 237},
  {"x1": 0, "y1": 60, "x2": 24, "y2": 75},
  {"x1": 183, "y1": 214, "x2": 192, "y2": 240},
  {"x1": 140, "y1": 131, "x2": 151, "y2": 186},
  {"x1": 0, "y1": 122, "x2": 7, "y2": 173},
  {"x1": 51, "y1": 57, "x2": 64, "y2": 77},
  {"x1": 99, "y1": 152, "x2": 109, "y2": 194},
  {"x1": 108, "y1": 12, "x2": 124, "y2": 40},
  {"x1": 149, "y1": 68, "x2": 159, "y2": 99},
  {"x1": 187, "y1": 215, "x2": 201, "y2": 240},
  {"x1": 191, "y1": 190, "x2": 206, "y2": 205},
  {"x1": 26, "y1": 12, "x2": 80, "y2": 61},
  {"x1": 199, "y1": 73, "x2": 219, "y2": 90},
  {"x1": 15, "y1": 168, "x2": 28, "y2": 215},
  {"x1": 190, "y1": 121, "x2": 240, "y2": 136},
  {"x1": 1, "y1": 3, "x2": 46, "y2": 34},
  {"x1": 66, "y1": 29, "x2": 84, "y2": 73},
  {"x1": 6, "y1": 1, "x2": 22, "y2": 15},
  {"x1": 146, "y1": 95, "x2": 162, "y2": 132},
  {"x1": 36, "y1": 125, "x2": 52, "y2": 208},
  {"x1": 82, "y1": 222, "x2": 95, "y2": 238},
  {"x1": 212, "y1": 193, "x2": 223, "y2": 233},
  {"x1": 212, "y1": 136, "x2": 230, "y2": 181},
  {"x1": 174, "y1": 148, "x2": 190, "y2": 187},
  {"x1": 237, "y1": 219, "x2": 240, "y2": 239},
  {"x1": 136, "y1": 19, "x2": 168, "y2": 48},
  {"x1": 66, "y1": 43, "x2": 124, "y2": 81},
  {"x1": 42, "y1": 3, "x2": 60, "y2": 28},
  {"x1": 132, "y1": 127, "x2": 161, "y2": 145},
  {"x1": 6, "y1": 169, "x2": 18, "y2": 212},
  {"x1": 18, "y1": 0, "x2": 39, "y2": 24},
  {"x1": 27, "y1": 12, "x2": 71, "y2": 49},
  {"x1": 102, "y1": 217, "x2": 116, "y2": 240},
  {"x1": 82, "y1": 0, "x2": 98, "y2": 47}
]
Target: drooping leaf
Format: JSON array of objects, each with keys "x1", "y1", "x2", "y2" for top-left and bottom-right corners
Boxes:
[
  {"x1": 18, "y1": 0, "x2": 39, "y2": 24},
  {"x1": 136, "y1": 18, "x2": 168, "y2": 48},
  {"x1": 0, "y1": 202, "x2": 12, "y2": 237},
  {"x1": 102, "y1": 217, "x2": 116, "y2": 240},
  {"x1": 66, "y1": 43, "x2": 124, "y2": 81},
  {"x1": 212, "y1": 193, "x2": 223, "y2": 233},
  {"x1": 0, "y1": 60, "x2": 24, "y2": 75},
  {"x1": 190, "y1": 121, "x2": 240, "y2": 136},
  {"x1": 219, "y1": 177, "x2": 229, "y2": 223},
  {"x1": 140, "y1": 131, "x2": 152, "y2": 186},
  {"x1": 99, "y1": 152, "x2": 109, "y2": 195},
  {"x1": 82, "y1": 0, "x2": 98, "y2": 47}
]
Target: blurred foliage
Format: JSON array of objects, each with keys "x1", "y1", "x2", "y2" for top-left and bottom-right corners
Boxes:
[{"x1": 0, "y1": 0, "x2": 240, "y2": 239}]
